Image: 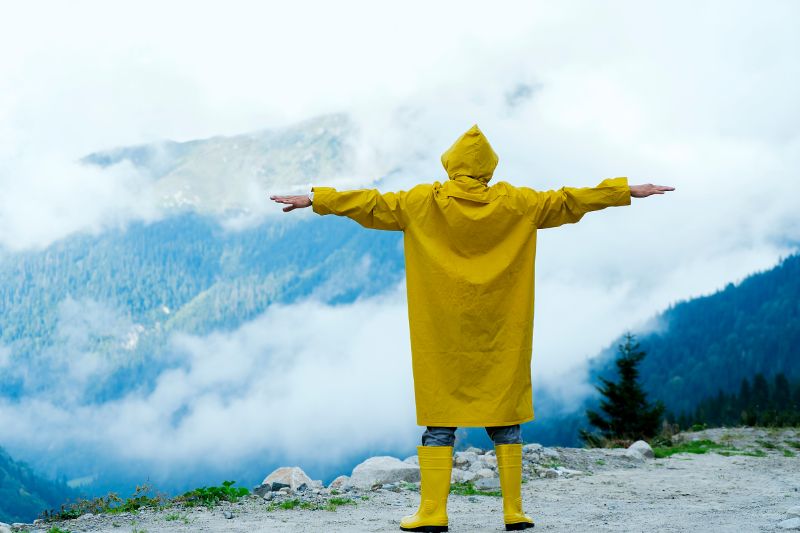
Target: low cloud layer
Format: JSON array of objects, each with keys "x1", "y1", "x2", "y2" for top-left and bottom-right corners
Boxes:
[{"x1": 0, "y1": 286, "x2": 419, "y2": 484}]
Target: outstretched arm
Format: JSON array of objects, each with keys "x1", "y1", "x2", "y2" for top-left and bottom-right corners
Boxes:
[
  {"x1": 270, "y1": 187, "x2": 408, "y2": 231},
  {"x1": 525, "y1": 177, "x2": 674, "y2": 229}
]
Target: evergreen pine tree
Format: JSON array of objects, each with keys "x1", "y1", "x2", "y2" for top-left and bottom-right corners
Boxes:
[{"x1": 580, "y1": 333, "x2": 665, "y2": 446}]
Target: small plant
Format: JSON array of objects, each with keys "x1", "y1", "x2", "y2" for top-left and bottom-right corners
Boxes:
[
  {"x1": 783, "y1": 449, "x2": 796, "y2": 458},
  {"x1": 324, "y1": 497, "x2": 356, "y2": 512},
  {"x1": 595, "y1": 459, "x2": 606, "y2": 466},
  {"x1": 47, "y1": 528, "x2": 72, "y2": 533},
  {"x1": 177, "y1": 480, "x2": 249, "y2": 508},
  {"x1": 330, "y1": 489, "x2": 340, "y2": 495},
  {"x1": 756, "y1": 439, "x2": 778, "y2": 450},
  {"x1": 786, "y1": 440, "x2": 800, "y2": 450},
  {"x1": 40, "y1": 483, "x2": 167, "y2": 522},
  {"x1": 690, "y1": 423, "x2": 707, "y2": 432},
  {"x1": 165, "y1": 512, "x2": 189, "y2": 523},
  {"x1": 450, "y1": 481, "x2": 501, "y2": 497},
  {"x1": 652, "y1": 439, "x2": 727, "y2": 458},
  {"x1": 399, "y1": 481, "x2": 419, "y2": 492}
]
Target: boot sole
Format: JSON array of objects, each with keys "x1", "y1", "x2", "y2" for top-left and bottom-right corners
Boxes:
[
  {"x1": 505, "y1": 522, "x2": 535, "y2": 531},
  {"x1": 400, "y1": 527, "x2": 448, "y2": 532}
]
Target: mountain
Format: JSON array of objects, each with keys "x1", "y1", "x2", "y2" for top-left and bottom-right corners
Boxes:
[
  {"x1": 522, "y1": 252, "x2": 800, "y2": 447},
  {"x1": 0, "y1": 446, "x2": 76, "y2": 524},
  {"x1": 82, "y1": 113, "x2": 354, "y2": 214}
]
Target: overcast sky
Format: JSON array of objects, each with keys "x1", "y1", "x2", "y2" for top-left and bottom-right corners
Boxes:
[{"x1": 1, "y1": 0, "x2": 799, "y2": 482}]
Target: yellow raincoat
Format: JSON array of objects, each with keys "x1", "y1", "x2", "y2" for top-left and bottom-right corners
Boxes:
[{"x1": 312, "y1": 125, "x2": 631, "y2": 426}]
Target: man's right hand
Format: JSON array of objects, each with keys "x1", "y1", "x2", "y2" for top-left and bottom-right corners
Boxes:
[
  {"x1": 629, "y1": 184, "x2": 675, "y2": 198},
  {"x1": 269, "y1": 194, "x2": 312, "y2": 212}
]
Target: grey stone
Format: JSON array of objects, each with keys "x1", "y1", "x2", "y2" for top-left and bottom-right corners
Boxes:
[
  {"x1": 454, "y1": 451, "x2": 479, "y2": 468},
  {"x1": 786, "y1": 505, "x2": 800, "y2": 517},
  {"x1": 262, "y1": 466, "x2": 313, "y2": 491},
  {"x1": 624, "y1": 449, "x2": 646, "y2": 462},
  {"x1": 474, "y1": 477, "x2": 501, "y2": 490},
  {"x1": 474, "y1": 468, "x2": 496, "y2": 479},
  {"x1": 778, "y1": 517, "x2": 800, "y2": 530},
  {"x1": 523, "y1": 443, "x2": 543, "y2": 454},
  {"x1": 262, "y1": 492, "x2": 274, "y2": 501},
  {"x1": 253, "y1": 483, "x2": 271, "y2": 497},
  {"x1": 465, "y1": 446, "x2": 484, "y2": 454},
  {"x1": 223, "y1": 511, "x2": 234, "y2": 519},
  {"x1": 451, "y1": 469, "x2": 477, "y2": 483},
  {"x1": 628, "y1": 440, "x2": 655, "y2": 459},
  {"x1": 329, "y1": 475, "x2": 352, "y2": 490},
  {"x1": 271, "y1": 482, "x2": 290, "y2": 491},
  {"x1": 541, "y1": 448, "x2": 560, "y2": 459},
  {"x1": 0, "y1": 524, "x2": 10, "y2": 533},
  {"x1": 403, "y1": 455, "x2": 419, "y2": 465},
  {"x1": 350, "y1": 456, "x2": 421, "y2": 489}
]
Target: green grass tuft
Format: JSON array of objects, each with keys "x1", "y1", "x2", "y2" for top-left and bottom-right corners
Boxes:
[{"x1": 450, "y1": 481, "x2": 501, "y2": 497}]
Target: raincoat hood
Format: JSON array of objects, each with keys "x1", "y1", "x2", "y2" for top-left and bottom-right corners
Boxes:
[{"x1": 441, "y1": 124, "x2": 499, "y2": 184}]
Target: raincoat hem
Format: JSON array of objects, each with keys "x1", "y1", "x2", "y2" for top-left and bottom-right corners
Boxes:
[{"x1": 416, "y1": 415, "x2": 535, "y2": 428}]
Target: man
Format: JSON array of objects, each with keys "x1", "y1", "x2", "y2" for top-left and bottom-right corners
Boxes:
[{"x1": 271, "y1": 125, "x2": 673, "y2": 532}]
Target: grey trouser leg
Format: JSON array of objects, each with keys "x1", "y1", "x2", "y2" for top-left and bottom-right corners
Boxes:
[
  {"x1": 421, "y1": 426, "x2": 457, "y2": 446},
  {"x1": 421, "y1": 425, "x2": 522, "y2": 446}
]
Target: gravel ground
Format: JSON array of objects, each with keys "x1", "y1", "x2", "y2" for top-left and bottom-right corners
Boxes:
[{"x1": 15, "y1": 427, "x2": 800, "y2": 533}]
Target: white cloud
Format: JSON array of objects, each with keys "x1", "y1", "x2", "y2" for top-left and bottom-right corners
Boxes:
[{"x1": 0, "y1": 286, "x2": 418, "y2": 482}]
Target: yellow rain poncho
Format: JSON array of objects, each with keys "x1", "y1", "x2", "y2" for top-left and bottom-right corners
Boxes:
[{"x1": 312, "y1": 125, "x2": 631, "y2": 426}]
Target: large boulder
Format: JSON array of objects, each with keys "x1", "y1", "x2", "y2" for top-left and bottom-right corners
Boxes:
[
  {"x1": 262, "y1": 466, "x2": 313, "y2": 491},
  {"x1": 627, "y1": 440, "x2": 655, "y2": 459},
  {"x1": 329, "y1": 475, "x2": 353, "y2": 490},
  {"x1": 350, "y1": 456, "x2": 420, "y2": 489}
]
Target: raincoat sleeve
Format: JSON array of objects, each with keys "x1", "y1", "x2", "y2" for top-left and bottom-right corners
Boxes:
[
  {"x1": 310, "y1": 186, "x2": 407, "y2": 231},
  {"x1": 523, "y1": 177, "x2": 631, "y2": 229}
]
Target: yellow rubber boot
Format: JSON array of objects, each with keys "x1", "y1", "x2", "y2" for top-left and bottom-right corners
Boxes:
[
  {"x1": 495, "y1": 443, "x2": 535, "y2": 530},
  {"x1": 400, "y1": 445, "x2": 452, "y2": 532}
]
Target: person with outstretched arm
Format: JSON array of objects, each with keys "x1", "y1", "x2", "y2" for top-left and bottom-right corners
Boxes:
[{"x1": 270, "y1": 124, "x2": 674, "y2": 532}]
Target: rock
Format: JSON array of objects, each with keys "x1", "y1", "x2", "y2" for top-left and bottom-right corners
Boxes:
[
  {"x1": 263, "y1": 466, "x2": 313, "y2": 491},
  {"x1": 788, "y1": 505, "x2": 800, "y2": 517},
  {"x1": 350, "y1": 456, "x2": 421, "y2": 490},
  {"x1": 223, "y1": 510, "x2": 234, "y2": 519},
  {"x1": 482, "y1": 455, "x2": 498, "y2": 469},
  {"x1": 454, "y1": 451, "x2": 479, "y2": 468},
  {"x1": 253, "y1": 483, "x2": 272, "y2": 497},
  {"x1": 451, "y1": 469, "x2": 477, "y2": 483},
  {"x1": 0, "y1": 524, "x2": 10, "y2": 533},
  {"x1": 311, "y1": 479, "x2": 324, "y2": 489},
  {"x1": 542, "y1": 468, "x2": 559, "y2": 479},
  {"x1": 778, "y1": 517, "x2": 800, "y2": 530},
  {"x1": 523, "y1": 443, "x2": 543, "y2": 454},
  {"x1": 329, "y1": 475, "x2": 352, "y2": 490},
  {"x1": 465, "y1": 446, "x2": 484, "y2": 454},
  {"x1": 628, "y1": 440, "x2": 655, "y2": 459},
  {"x1": 278, "y1": 487, "x2": 291, "y2": 494},
  {"x1": 555, "y1": 467, "x2": 586, "y2": 477},
  {"x1": 624, "y1": 449, "x2": 646, "y2": 462},
  {"x1": 474, "y1": 477, "x2": 500, "y2": 490},
  {"x1": 485, "y1": 450, "x2": 495, "y2": 456},
  {"x1": 382, "y1": 483, "x2": 400, "y2": 491},
  {"x1": 541, "y1": 448, "x2": 560, "y2": 459},
  {"x1": 263, "y1": 492, "x2": 274, "y2": 501},
  {"x1": 403, "y1": 455, "x2": 419, "y2": 465},
  {"x1": 474, "y1": 468, "x2": 496, "y2": 479}
]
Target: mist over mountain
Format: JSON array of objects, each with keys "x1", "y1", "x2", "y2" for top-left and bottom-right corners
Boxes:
[{"x1": 81, "y1": 113, "x2": 354, "y2": 215}]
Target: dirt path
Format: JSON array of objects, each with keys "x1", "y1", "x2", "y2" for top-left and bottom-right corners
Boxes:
[{"x1": 18, "y1": 428, "x2": 800, "y2": 532}]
